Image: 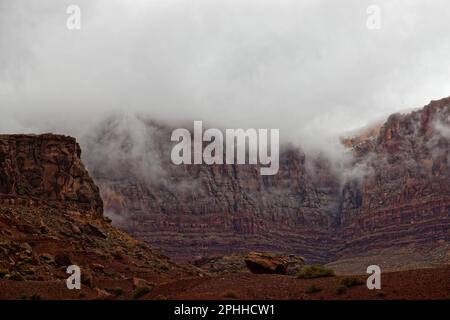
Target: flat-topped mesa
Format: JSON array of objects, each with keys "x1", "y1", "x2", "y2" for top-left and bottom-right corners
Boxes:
[{"x1": 0, "y1": 133, "x2": 103, "y2": 217}]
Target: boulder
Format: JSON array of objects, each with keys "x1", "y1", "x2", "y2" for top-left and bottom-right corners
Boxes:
[{"x1": 244, "y1": 252, "x2": 288, "y2": 275}]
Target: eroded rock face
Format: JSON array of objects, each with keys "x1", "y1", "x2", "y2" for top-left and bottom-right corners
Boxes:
[
  {"x1": 85, "y1": 97, "x2": 450, "y2": 264},
  {"x1": 88, "y1": 140, "x2": 341, "y2": 262},
  {"x1": 0, "y1": 136, "x2": 196, "y2": 295},
  {"x1": 338, "y1": 97, "x2": 450, "y2": 258},
  {"x1": 0, "y1": 134, "x2": 103, "y2": 217}
]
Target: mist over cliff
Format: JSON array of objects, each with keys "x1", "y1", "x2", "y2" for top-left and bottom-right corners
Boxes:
[
  {"x1": 2, "y1": 1, "x2": 450, "y2": 225},
  {"x1": 2, "y1": 0, "x2": 450, "y2": 154}
]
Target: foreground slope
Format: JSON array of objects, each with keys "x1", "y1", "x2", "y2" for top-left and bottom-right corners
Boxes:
[{"x1": 0, "y1": 134, "x2": 194, "y2": 299}]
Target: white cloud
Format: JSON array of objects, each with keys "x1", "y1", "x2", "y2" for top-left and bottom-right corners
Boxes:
[{"x1": 1, "y1": 0, "x2": 450, "y2": 154}]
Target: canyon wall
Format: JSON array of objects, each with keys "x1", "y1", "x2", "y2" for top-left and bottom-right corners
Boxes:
[
  {"x1": 85, "y1": 97, "x2": 450, "y2": 263},
  {"x1": 338, "y1": 97, "x2": 450, "y2": 259}
]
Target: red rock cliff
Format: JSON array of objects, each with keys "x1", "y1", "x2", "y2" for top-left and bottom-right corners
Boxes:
[
  {"x1": 84, "y1": 97, "x2": 450, "y2": 263},
  {"x1": 0, "y1": 134, "x2": 103, "y2": 217},
  {"x1": 338, "y1": 97, "x2": 450, "y2": 258}
]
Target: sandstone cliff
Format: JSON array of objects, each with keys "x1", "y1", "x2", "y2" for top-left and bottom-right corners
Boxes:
[
  {"x1": 0, "y1": 134, "x2": 103, "y2": 217},
  {"x1": 338, "y1": 97, "x2": 450, "y2": 261},
  {"x1": 85, "y1": 97, "x2": 450, "y2": 265}
]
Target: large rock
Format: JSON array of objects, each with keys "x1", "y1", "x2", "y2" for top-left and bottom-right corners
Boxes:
[
  {"x1": 244, "y1": 252, "x2": 288, "y2": 275},
  {"x1": 194, "y1": 254, "x2": 247, "y2": 274},
  {"x1": 195, "y1": 252, "x2": 305, "y2": 275}
]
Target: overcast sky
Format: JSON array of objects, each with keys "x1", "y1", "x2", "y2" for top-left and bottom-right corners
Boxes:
[{"x1": 1, "y1": 0, "x2": 450, "y2": 149}]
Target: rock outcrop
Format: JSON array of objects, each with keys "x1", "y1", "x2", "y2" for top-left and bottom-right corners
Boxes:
[
  {"x1": 244, "y1": 252, "x2": 289, "y2": 274},
  {"x1": 0, "y1": 134, "x2": 103, "y2": 217},
  {"x1": 244, "y1": 252, "x2": 305, "y2": 275},
  {"x1": 0, "y1": 134, "x2": 195, "y2": 299}
]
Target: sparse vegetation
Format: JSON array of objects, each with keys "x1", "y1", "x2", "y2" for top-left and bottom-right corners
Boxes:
[
  {"x1": 0, "y1": 269, "x2": 8, "y2": 278},
  {"x1": 223, "y1": 290, "x2": 239, "y2": 299},
  {"x1": 340, "y1": 277, "x2": 364, "y2": 288},
  {"x1": 29, "y1": 294, "x2": 41, "y2": 300},
  {"x1": 376, "y1": 291, "x2": 386, "y2": 297},
  {"x1": 113, "y1": 287, "x2": 124, "y2": 297},
  {"x1": 335, "y1": 285, "x2": 347, "y2": 295},
  {"x1": 132, "y1": 286, "x2": 152, "y2": 299},
  {"x1": 306, "y1": 285, "x2": 322, "y2": 294},
  {"x1": 297, "y1": 265, "x2": 335, "y2": 279},
  {"x1": 159, "y1": 264, "x2": 170, "y2": 271},
  {"x1": 9, "y1": 273, "x2": 25, "y2": 281}
]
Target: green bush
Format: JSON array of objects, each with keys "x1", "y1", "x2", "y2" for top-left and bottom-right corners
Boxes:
[
  {"x1": 113, "y1": 287, "x2": 124, "y2": 297},
  {"x1": 297, "y1": 265, "x2": 335, "y2": 279},
  {"x1": 9, "y1": 273, "x2": 25, "y2": 281},
  {"x1": 340, "y1": 277, "x2": 364, "y2": 288},
  {"x1": 306, "y1": 285, "x2": 322, "y2": 294},
  {"x1": 132, "y1": 286, "x2": 152, "y2": 299}
]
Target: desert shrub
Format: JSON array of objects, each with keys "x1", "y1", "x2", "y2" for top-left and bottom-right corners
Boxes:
[
  {"x1": 340, "y1": 277, "x2": 364, "y2": 288},
  {"x1": 9, "y1": 273, "x2": 24, "y2": 281},
  {"x1": 297, "y1": 265, "x2": 335, "y2": 279},
  {"x1": 335, "y1": 285, "x2": 347, "y2": 295},
  {"x1": 306, "y1": 285, "x2": 322, "y2": 294},
  {"x1": 132, "y1": 286, "x2": 152, "y2": 299},
  {"x1": 154, "y1": 294, "x2": 168, "y2": 300},
  {"x1": 0, "y1": 269, "x2": 8, "y2": 278},
  {"x1": 376, "y1": 291, "x2": 386, "y2": 297},
  {"x1": 113, "y1": 287, "x2": 124, "y2": 297},
  {"x1": 158, "y1": 264, "x2": 170, "y2": 271},
  {"x1": 223, "y1": 290, "x2": 239, "y2": 299}
]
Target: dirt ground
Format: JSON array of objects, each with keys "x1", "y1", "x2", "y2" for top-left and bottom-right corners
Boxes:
[{"x1": 1, "y1": 266, "x2": 449, "y2": 300}]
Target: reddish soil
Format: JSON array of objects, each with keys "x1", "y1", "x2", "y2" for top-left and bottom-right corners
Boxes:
[
  {"x1": 1, "y1": 266, "x2": 449, "y2": 300},
  {"x1": 146, "y1": 267, "x2": 450, "y2": 300}
]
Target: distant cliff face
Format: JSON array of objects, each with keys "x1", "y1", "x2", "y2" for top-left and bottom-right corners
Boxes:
[
  {"x1": 84, "y1": 118, "x2": 343, "y2": 262},
  {"x1": 0, "y1": 134, "x2": 103, "y2": 217},
  {"x1": 92, "y1": 147, "x2": 341, "y2": 262},
  {"x1": 338, "y1": 97, "x2": 450, "y2": 258},
  {"x1": 85, "y1": 97, "x2": 450, "y2": 263}
]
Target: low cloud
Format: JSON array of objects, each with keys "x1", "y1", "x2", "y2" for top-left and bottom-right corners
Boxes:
[{"x1": 2, "y1": 0, "x2": 450, "y2": 164}]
